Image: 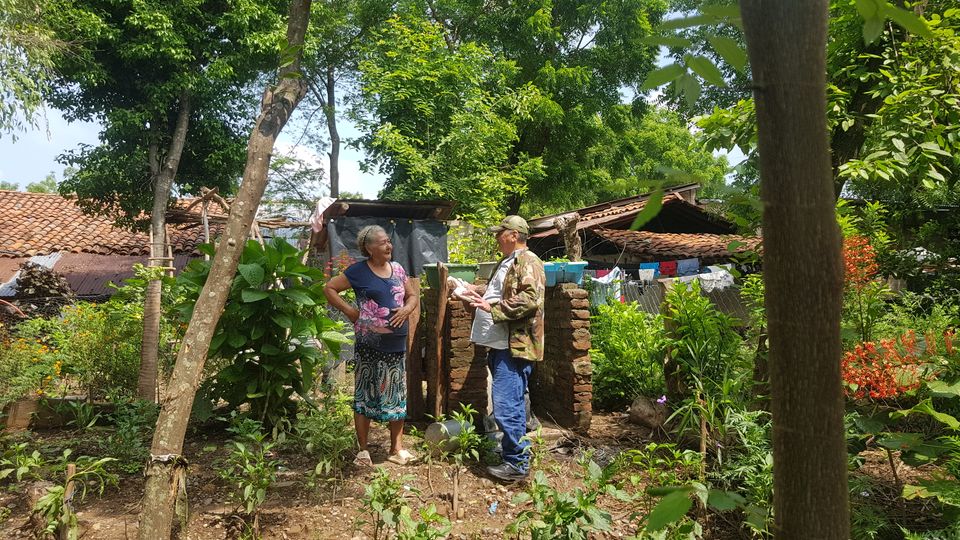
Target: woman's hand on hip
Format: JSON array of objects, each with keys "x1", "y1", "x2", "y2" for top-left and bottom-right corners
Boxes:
[{"x1": 389, "y1": 306, "x2": 411, "y2": 327}]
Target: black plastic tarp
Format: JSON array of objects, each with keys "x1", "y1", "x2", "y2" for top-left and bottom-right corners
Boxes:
[{"x1": 326, "y1": 217, "x2": 448, "y2": 276}]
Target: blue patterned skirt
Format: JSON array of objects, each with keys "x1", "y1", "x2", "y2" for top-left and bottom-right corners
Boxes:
[{"x1": 353, "y1": 343, "x2": 407, "y2": 421}]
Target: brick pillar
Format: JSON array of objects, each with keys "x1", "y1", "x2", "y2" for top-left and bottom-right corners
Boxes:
[{"x1": 530, "y1": 283, "x2": 592, "y2": 430}]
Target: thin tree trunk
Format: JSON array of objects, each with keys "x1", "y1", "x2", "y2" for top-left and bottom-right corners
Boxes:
[
  {"x1": 324, "y1": 65, "x2": 340, "y2": 198},
  {"x1": 138, "y1": 92, "x2": 192, "y2": 402},
  {"x1": 740, "y1": 2, "x2": 849, "y2": 538},
  {"x1": 136, "y1": 2, "x2": 312, "y2": 537}
]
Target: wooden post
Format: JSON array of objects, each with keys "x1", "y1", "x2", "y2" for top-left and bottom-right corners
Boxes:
[
  {"x1": 554, "y1": 213, "x2": 582, "y2": 262},
  {"x1": 405, "y1": 278, "x2": 425, "y2": 420},
  {"x1": 59, "y1": 463, "x2": 76, "y2": 540},
  {"x1": 430, "y1": 264, "x2": 450, "y2": 418}
]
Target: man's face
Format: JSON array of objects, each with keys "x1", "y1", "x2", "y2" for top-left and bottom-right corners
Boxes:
[{"x1": 495, "y1": 228, "x2": 517, "y2": 254}]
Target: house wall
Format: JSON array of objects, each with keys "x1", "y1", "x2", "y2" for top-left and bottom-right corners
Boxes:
[{"x1": 420, "y1": 283, "x2": 593, "y2": 431}]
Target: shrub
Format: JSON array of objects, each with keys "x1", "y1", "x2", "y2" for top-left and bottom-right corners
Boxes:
[
  {"x1": 358, "y1": 468, "x2": 450, "y2": 540},
  {"x1": 219, "y1": 416, "x2": 280, "y2": 537},
  {"x1": 0, "y1": 317, "x2": 61, "y2": 409},
  {"x1": 590, "y1": 302, "x2": 667, "y2": 410},
  {"x1": 177, "y1": 238, "x2": 350, "y2": 429},
  {"x1": 292, "y1": 388, "x2": 355, "y2": 480}
]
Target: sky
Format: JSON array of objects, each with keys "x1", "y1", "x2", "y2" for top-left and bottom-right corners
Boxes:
[{"x1": 0, "y1": 108, "x2": 387, "y2": 198}]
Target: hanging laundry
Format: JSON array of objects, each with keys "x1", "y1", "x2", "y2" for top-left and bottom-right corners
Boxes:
[
  {"x1": 677, "y1": 258, "x2": 700, "y2": 277},
  {"x1": 659, "y1": 260, "x2": 678, "y2": 277},
  {"x1": 706, "y1": 264, "x2": 733, "y2": 274},
  {"x1": 595, "y1": 269, "x2": 611, "y2": 278},
  {"x1": 590, "y1": 267, "x2": 624, "y2": 306},
  {"x1": 699, "y1": 268, "x2": 735, "y2": 292},
  {"x1": 636, "y1": 269, "x2": 655, "y2": 283},
  {"x1": 639, "y1": 262, "x2": 660, "y2": 278}
]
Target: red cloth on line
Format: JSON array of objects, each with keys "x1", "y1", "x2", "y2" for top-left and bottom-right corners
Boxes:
[
  {"x1": 595, "y1": 269, "x2": 610, "y2": 278},
  {"x1": 659, "y1": 260, "x2": 678, "y2": 277}
]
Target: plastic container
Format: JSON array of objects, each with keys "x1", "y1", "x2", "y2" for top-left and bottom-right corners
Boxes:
[
  {"x1": 558, "y1": 261, "x2": 588, "y2": 285},
  {"x1": 476, "y1": 261, "x2": 499, "y2": 280},
  {"x1": 422, "y1": 263, "x2": 478, "y2": 288},
  {"x1": 543, "y1": 262, "x2": 559, "y2": 287},
  {"x1": 424, "y1": 419, "x2": 472, "y2": 456}
]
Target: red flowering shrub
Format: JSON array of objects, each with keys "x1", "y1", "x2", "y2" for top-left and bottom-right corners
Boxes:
[
  {"x1": 842, "y1": 235, "x2": 888, "y2": 342},
  {"x1": 841, "y1": 330, "x2": 930, "y2": 400},
  {"x1": 843, "y1": 235, "x2": 879, "y2": 291}
]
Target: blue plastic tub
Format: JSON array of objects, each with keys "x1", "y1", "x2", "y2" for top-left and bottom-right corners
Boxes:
[
  {"x1": 557, "y1": 261, "x2": 588, "y2": 285},
  {"x1": 544, "y1": 262, "x2": 559, "y2": 287}
]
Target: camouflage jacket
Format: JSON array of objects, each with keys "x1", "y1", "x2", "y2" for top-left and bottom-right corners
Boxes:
[{"x1": 490, "y1": 249, "x2": 545, "y2": 362}]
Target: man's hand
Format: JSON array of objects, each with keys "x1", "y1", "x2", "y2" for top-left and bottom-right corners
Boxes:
[{"x1": 464, "y1": 290, "x2": 492, "y2": 312}]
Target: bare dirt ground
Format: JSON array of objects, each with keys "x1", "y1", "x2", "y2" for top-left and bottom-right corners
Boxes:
[{"x1": 0, "y1": 412, "x2": 657, "y2": 540}]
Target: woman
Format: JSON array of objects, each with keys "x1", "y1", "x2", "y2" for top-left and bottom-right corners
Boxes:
[{"x1": 323, "y1": 225, "x2": 418, "y2": 466}]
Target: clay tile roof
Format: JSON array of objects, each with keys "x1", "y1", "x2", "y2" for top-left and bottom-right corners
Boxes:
[
  {"x1": 0, "y1": 190, "x2": 217, "y2": 258},
  {"x1": 592, "y1": 228, "x2": 762, "y2": 262}
]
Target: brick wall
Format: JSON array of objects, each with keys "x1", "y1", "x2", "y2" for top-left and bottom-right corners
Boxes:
[
  {"x1": 420, "y1": 283, "x2": 592, "y2": 431},
  {"x1": 530, "y1": 283, "x2": 592, "y2": 431}
]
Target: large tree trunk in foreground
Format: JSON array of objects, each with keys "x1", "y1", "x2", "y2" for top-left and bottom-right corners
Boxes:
[
  {"x1": 138, "y1": 92, "x2": 192, "y2": 402},
  {"x1": 137, "y1": 2, "x2": 312, "y2": 537},
  {"x1": 740, "y1": 2, "x2": 849, "y2": 538}
]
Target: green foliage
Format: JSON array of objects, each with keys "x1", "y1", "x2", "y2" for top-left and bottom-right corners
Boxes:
[
  {"x1": 25, "y1": 173, "x2": 58, "y2": 193},
  {"x1": 507, "y1": 457, "x2": 630, "y2": 540},
  {"x1": 355, "y1": 15, "x2": 546, "y2": 222},
  {"x1": 446, "y1": 222, "x2": 500, "y2": 265},
  {"x1": 219, "y1": 415, "x2": 279, "y2": 535},
  {"x1": 0, "y1": 441, "x2": 45, "y2": 483},
  {"x1": 709, "y1": 410, "x2": 774, "y2": 536},
  {"x1": 32, "y1": 452, "x2": 118, "y2": 538},
  {"x1": 0, "y1": 0, "x2": 59, "y2": 138},
  {"x1": 590, "y1": 302, "x2": 668, "y2": 410},
  {"x1": 60, "y1": 400, "x2": 101, "y2": 431},
  {"x1": 45, "y1": 0, "x2": 288, "y2": 228},
  {"x1": 292, "y1": 387, "x2": 355, "y2": 482},
  {"x1": 100, "y1": 399, "x2": 158, "y2": 474},
  {"x1": 621, "y1": 442, "x2": 702, "y2": 516},
  {"x1": 0, "y1": 319, "x2": 60, "y2": 408},
  {"x1": 177, "y1": 238, "x2": 350, "y2": 429},
  {"x1": 358, "y1": 468, "x2": 451, "y2": 540}
]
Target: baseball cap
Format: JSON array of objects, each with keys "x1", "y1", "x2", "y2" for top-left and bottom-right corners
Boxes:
[{"x1": 488, "y1": 215, "x2": 529, "y2": 235}]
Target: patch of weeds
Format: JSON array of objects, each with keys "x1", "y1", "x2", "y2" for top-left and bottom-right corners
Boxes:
[
  {"x1": 0, "y1": 441, "x2": 45, "y2": 484},
  {"x1": 32, "y1": 452, "x2": 117, "y2": 538},
  {"x1": 357, "y1": 467, "x2": 450, "y2": 540},
  {"x1": 100, "y1": 399, "x2": 158, "y2": 474},
  {"x1": 507, "y1": 455, "x2": 631, "y2": 539},
  {"x1": 291, "y1": 387, "x2": 354, "y2": 494},
  {"x1": 219, "y1": 416, "x2": 279, "y2": 539}
]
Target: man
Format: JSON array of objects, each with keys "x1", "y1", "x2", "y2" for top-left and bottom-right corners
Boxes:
[{"x1": 462, "y1": 215, "x2": 545, "y2": 482}]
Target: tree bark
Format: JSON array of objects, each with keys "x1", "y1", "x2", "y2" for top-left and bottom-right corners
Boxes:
[
  {"x1": 324, "y1": 65, "x2": 340, "y2": 198},
  {"x1": 136, "y1": 2, "x2": 312, "y2": 537},
  {"x1": 740, "y1": 2, "x2": 849, "y2": 538},
  {"x1": 138, "y1": 92, "x2": 192, "y2": 402}
]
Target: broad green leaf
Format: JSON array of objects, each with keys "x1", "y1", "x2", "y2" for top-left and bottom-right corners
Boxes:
[
  {"x1": 226, "y1": 332, "x2": 246, "y2": 349},
  {"x1": 855, "y1": 0, "x2": 881, "y2": 19},
  {"x1": 321, "y1": 330, "x2": 352, "y2": 344},
  {"x1": 640, "y1": 35, "x2": 693, "y2": 48},
  {"x1": 862, "y1": 16, "x2": 884, "y2": 44},
  {"x1": 684, "y1": 55, "x2": 726, "y2": 87},
  {"x1": 701, "y1": 5, "x2": 741, "y2": 20},
  {"x1": 271, "y1": 313, "x2": 293, "y2": 328},
  {"x1": 926, "y1": 380, "x2": 960, "y2": 398},
  {"x1": 707, "y1": 489, "x2": 744, "y2": 511},
  {"x1": 884, "y1": 5, "x2": 933, "y2": 39},
  {"x1": 241, "y1": 288, "x2": 269, "y2": 302},
  {"x1": 210, "y1": 331, "x2": 227, "y2": 351},
  {"x1": 630, "y1": 189, "x2": 664, "y2": 230},
  {"x1": 280, "y1": 288, "x2": 316, "y2": 306},
  {"x1": 641, "y1": 63, "x2": 686, "y2": 90},
  {"x1": 646, "y1": 490, "x2": 693, "y2": 531},
  {"x1": 238, "y1": 263, "x2": 265, "y2": 287},
  {"x1": 677, "y1": 73, "x2": 702, "y2": 108},
  {"x1": 706, "y1": 35, "x2": 747, "y2": 73},
  {"x1": 893, "y1": 399, "x2": 960, "y2": 430}
]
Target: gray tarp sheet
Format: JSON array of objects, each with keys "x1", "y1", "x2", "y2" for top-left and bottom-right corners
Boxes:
[{"x1": 326, "y1": 217, "x2": 448, "y2": 276}]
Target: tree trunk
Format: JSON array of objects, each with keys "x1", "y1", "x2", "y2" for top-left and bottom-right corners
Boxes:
[
  {"x1": 136, "y1": 2, "x2": 312, "y2": 538},
  {"x1": 740, "y1": 2, "x2": 849, "y2": 538},
  {"x1": 324, "y1": 65, "x2": 340, "y2": 198},
  {"x1": 138, "y1": 92, "x2": 192, "y2": 402}
]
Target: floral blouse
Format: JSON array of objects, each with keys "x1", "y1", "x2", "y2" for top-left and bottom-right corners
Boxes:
[{"x1": 343, "y1": 260, "x2": 409, "y2": 353}]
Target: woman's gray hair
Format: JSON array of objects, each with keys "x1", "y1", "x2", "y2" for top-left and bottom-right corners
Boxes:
[{"x1": 356, "y1": 225, "x2": 387, "y2": 257}]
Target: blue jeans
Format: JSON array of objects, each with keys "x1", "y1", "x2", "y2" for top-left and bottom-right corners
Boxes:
[{"x1": 488, "y1": 348, "x2": 533, "y2": 473}]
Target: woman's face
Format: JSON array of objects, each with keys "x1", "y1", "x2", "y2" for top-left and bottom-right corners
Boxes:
[{"x1": 366, "y1": 231, "x2": 393, "y2": 261}]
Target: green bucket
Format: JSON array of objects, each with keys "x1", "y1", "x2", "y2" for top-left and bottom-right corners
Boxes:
[{"x1": 422, "y1": 263, "x2": 479, "y2": 288}]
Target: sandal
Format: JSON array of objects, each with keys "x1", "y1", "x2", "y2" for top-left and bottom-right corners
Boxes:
[
  {"x1": 354, "y1": 450, "x2": 373, "y2": 467},
  {"x1": 387, "y1": 449, "x2": 418, "y2": 465}
]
